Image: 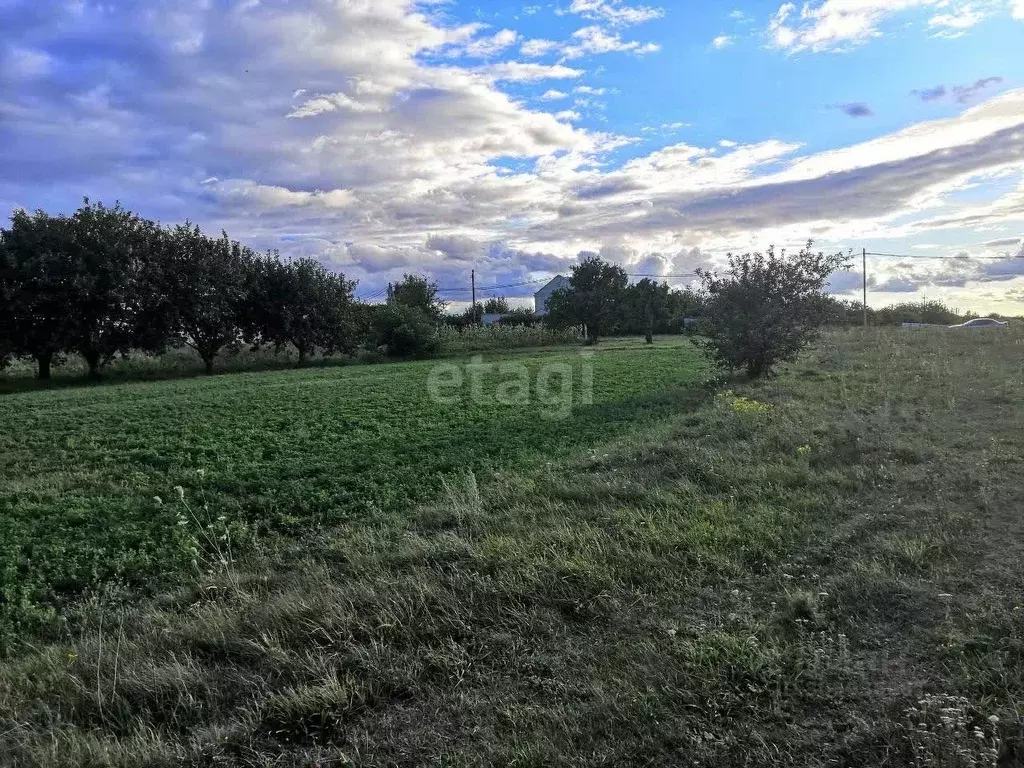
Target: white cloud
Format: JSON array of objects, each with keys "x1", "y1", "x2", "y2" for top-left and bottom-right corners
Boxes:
[
  {"x1": 1014, "y1": 0, "x2": 1024, "y2": 18},
  {"x1": 712, "y1": 35, "x2": 734, "y2": 48},
  {"x1": 520, "y1": 38, "x2": 562, "y2": 57},
  {"x1": 563, "y1": 0, "x2": 665, "y2": 27},
  {"x1": 766, "y1": 0, "x2": 991, "y2": 53},
  {"x1": 287, "y1": 91, "x2": 388, "y2": 118},
  {"x1": 482, "y1": 62, "x2": 585, "y2": 81},
  {"x1": 4, "y1": 0, "x2": 1024, "y2": 312},
  {"x1": 561, "y1": 25, "x2": 661, "y2": 59},
  {"x1": 460, "y1": 28, "x2": 519, "y2": 58},
  {"x1": 2, "y1": 47, "x2": 51, "y2": 78},
  {"x1": 541, "y1": 89, "x2": 569, "y2": 100},
  {"x1": 928, "y1": 5, "x2": 985, "y2": 37},
  {"x1": 208, "y1": 179, "x2": 358, "y2": 209}
]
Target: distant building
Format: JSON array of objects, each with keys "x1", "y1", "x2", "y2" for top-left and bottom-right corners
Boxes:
[{"x1": 533, "y1": 275, "x2": 571, "y2": 316}]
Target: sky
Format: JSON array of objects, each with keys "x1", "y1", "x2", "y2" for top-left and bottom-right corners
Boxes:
[{"x1": 2, "y1": 0, "x2": 1024, "y2": 313}]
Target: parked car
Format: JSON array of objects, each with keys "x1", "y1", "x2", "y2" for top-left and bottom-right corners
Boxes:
[{"x1": 948, "y1": 318, "x2": 1009, "y2": 329}]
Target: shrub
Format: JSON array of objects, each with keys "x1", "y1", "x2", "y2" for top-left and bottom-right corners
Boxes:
[
  {"x1": 437, "y1": 323, "x2": 582, "y2": 354},
  {"x1": 697, "y1": 243, "x2": 849, "y2": 378},
  {"x1": 374, "y1": 303, "x2": 441, "y2": 358}
]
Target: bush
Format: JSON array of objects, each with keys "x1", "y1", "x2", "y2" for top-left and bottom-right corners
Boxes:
[
  {"x1": 873, "y1": 300, "x2": 963, "y2": 326},
  {"x1": 374, "y1": 304, "x2": 441, "y2": 358},
  {"x1": 697, "y1": 244, "x2": 849, "y2": 378},
  {"x1": 438, "y1": 324, "x2": 582, "y2": 354}
]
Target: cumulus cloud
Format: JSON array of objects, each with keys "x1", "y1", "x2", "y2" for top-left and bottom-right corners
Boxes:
[
  {"x1": 562, "y1": 25, "x2": 661, "y2": 58},
  {"x1": 459, "y1": 29, "x2": 519, "y2": 58},
  {"x1": 521, "y1": 26, "x2": 660, "y2": 61},
  {"x1": 1, "y1": 0, "x2": 1023, "y2": 308},
  {"x1": 562, "y1": 0, "x2": 665, "y2": 27},
  {"x1": 928, "y1": 4, "x2": 987, "y2": 36},
  {"x1": 767, "y1": 0, "x2": 1013, "y2": 54},
  {"x1": 520, "y1": 38, "x2": 562, "y2": 57},
  {"x1": 481, "y1": 62, "x2": 585, "y2": 81},
  {"x1": 712, "y1": 35, "x2": 734, "y2": 49}
]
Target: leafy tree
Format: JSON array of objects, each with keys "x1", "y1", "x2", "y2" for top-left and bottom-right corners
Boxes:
[
  {"x1": 387, "y1": 274, "x2": 446, "y2": 319},
  {"x1": 624, "y1": 279, "x2": 671, "y2": 343},
  {"x1": 374, "y1": 303, "x2": 441, "y2": 358},
  {"x1": 873, "y1": 300, "x2": 962, "y2": 326},
  {"x1": 459, "y1": 304, "x2": 483, "y2": 326},
  {"x1": 666, "y1": 287, "x2": 704, "y2": 328},
  {"x1": 0, "y1": 209, "x2": 77, "y2": 379},
  {"x1": 546, "y1": 255, "x2": 628, "y2": 344},
  {"x1": 157, "y1": 225, "x2": 257, "y2": 374},
  {"x1": 0, "y1": 233, "x2": 12, "y2": 371},
  {"x1": 697, "y1": 243, "x2": 849, "y2": 378},
  {"x1": 482, "y1": 296, "x2": 509, "y2": 314},
  {"x1": 348, "y1": 300, "x2": 380, "y2": 349},
  {"x1": 250, "y1": 256, "x2": 357, "y2": 366},
  {"x1": 64, "y1": 200, "x2": 158, "y2": 378},
  {"x1": 497, "y1": 307, "x2": 539, "y2": 327}
]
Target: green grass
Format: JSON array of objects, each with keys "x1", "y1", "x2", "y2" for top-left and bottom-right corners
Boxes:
[
  {"x1": 2, "y1": 328, "x2": 1023, "y2": 766},
  {"x1": 0, "y1": 325, "x2": 585, "y2": 391},
  {"x1": 0, "y1": 338, "x2": 707, "y2": 640}
]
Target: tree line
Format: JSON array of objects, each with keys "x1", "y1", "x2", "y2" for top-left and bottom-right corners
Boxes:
[
  {"x1": 1, "y1": 199, "x2": 865, "y2": 383},
  {"x1": 0, "y1": 201, "x2": 711, "y2": 381},
  {"x1": 0, "y1": 201, "x2": 371, "y2": 379},
  {"x1": 545, "y1": 256, "x2": 705, "y2": 344},
  {"x1": 547, "y1": 246, "x2": 850, "y2": 378}
]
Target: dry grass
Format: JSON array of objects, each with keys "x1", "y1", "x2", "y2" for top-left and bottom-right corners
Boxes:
[{"x1": 1, "y1": 327, "x2": 1023, "y2": 766}]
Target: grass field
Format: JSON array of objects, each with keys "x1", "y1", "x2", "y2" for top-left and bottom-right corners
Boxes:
[
  {"x1": 1, "y1": 329, "x2": 1023, "y2": 766},
  {"x1": 0, "y1": 325, "x2": 583, "y2": 391},
  {"x1": 0, "y1": 339, "x2": 706, "y2": 640}
]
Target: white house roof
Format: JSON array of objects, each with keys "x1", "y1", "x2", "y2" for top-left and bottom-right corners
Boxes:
[{"x1": 534, "y1": 275, "x2": 570, "y2": 297}]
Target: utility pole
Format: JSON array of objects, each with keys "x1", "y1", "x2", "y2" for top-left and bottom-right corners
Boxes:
[
  {"x1": 471, "y1": 269, "x2": 477, "y2": 324},
  {"x1": 862, "y1": 248, "x2": 868, "y2": 328}
]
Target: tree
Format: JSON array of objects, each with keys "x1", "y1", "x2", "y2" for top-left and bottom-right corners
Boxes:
[
  {"x1": 0, "y1": 209, "x2": 77, "y2": 379},
  {"x1": 157, "y1": 225, "x2": 256, "y2": 374},
  {"x1": 497, "y1": 308, "x2": 538, "y2": 327},
  {"x1": 0, "y1": 233, "x2": 13, "y2": 371},
  {"x1": 697, "y1": 243, "x2": 849, "y2": 378},
  {"x1": 624, "y1": 279, "x2": 672, "y2": 343},
  {"x1": 666, "y1": 287, "x2": 704, "y2": 332},
  {"x1": 250, "y1": 256, "x2": 357, "y2": 366},
  {"x1": 374, "y1": 303, "x2": 441, "y2": 358},
  {"x1": 546, "y1": 255, "x2": 628, "y2": 344},
  {"x1": 64, "y1": 200, "x2": 157, "y2": 379},
  {"x1": 387, "y1": 274, "x2": 446, "y2": 319},
  {"x1": 873, "y1": 300, "x2": 961, "y2": 326},
  {"x1": 482, "y1": 296, "x2": 509, "y2": 314}
]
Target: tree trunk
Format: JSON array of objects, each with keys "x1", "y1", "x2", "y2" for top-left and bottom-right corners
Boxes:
[
  {"x1": 36, "y1": 351, "x2": 52, "y2": 381},
  {"x1": 82, "y1": 349, "x2": 102, "y2": 381},
  {"x1": 202, "y1": 354, "x2": 215, "y2": 375},
  {"x1": 297, "y1": 343, "x2": 307, "y2": 367},
  {"x1": 645, "y1": 302, "x2": 654, "y2": 344}
]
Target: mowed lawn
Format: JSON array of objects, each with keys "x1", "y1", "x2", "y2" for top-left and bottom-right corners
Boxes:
[
  {"x1": 2, "y1": 329, "x2": 1024, "y2": 767},
  {"x1": 0, "y1": 339, "x2": 707, "y2": 637}
]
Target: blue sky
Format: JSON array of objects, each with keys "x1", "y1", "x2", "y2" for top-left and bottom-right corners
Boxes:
[{"x1": 2, "y1": 0, "x2": 1023, "y2": 311}]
